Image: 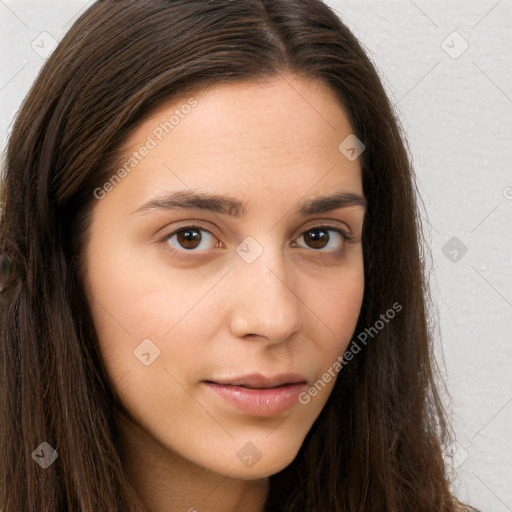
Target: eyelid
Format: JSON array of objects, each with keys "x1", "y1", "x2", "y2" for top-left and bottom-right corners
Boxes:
[{"x1": 299, "y1": 219, "x2": 352, "y2": 237}]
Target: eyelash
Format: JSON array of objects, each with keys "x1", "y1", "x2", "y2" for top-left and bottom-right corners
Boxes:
[{"x1": 160, "y1": 223, "x2": 355, "y2": 260}]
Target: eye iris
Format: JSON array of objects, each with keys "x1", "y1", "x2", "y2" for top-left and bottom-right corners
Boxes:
[
  {"x1": 304, "y1": 229, "x2": 329, "y2": 249},
  {"x1": 177, "y1": 228, "x2": 202, "y2": 249}
]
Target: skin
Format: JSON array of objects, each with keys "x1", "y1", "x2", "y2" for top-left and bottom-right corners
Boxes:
[{"x1": 82, "y1": 73, "x2": 366, "y2": 512}]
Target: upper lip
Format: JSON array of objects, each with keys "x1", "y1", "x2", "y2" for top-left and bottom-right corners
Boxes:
[{"x1": 205, "y1": 373, "x2": 307, "y2": 389}]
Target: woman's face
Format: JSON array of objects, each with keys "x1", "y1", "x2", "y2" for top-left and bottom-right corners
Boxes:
[{"x1": 83, "y1": 74, "x2": 366, "y2": 479}]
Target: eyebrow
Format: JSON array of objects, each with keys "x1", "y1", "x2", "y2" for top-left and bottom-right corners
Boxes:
[{"x1": 131, "y1": 190, "x2": 367, "y2": 217}]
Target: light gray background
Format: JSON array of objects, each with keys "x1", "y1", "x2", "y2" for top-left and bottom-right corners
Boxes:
[{"x1": 1, "y1": 1, "x2": 511, "y2": 510}]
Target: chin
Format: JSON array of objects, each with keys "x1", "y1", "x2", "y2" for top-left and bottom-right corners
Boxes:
[{"x1": 206, "y1": 434, "x2": 304, "y2": 481}]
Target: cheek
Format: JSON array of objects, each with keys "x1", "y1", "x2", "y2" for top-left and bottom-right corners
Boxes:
[
  {"x1": 309, "y1": 258, "x2": 364, "y2": 368},
  {"x1": 84, "y1": 263, "x2": 208, "y2": 437},
  {"x1": 295, "y1": 264, "x2": 364, "y2": 410},
  {"x1": 82, "y1": 246, "x2": 200, "y2": 381}
]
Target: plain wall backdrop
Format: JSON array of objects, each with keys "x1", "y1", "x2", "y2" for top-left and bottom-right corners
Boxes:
[{"x1": 1, "y1": 1, "x2": 511, "y2": 510}]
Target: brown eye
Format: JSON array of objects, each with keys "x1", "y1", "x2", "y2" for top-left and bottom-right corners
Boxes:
[
  {"x1": 176, "y1": 228, "x2": 202, "y2": 249},
  {"x1": 165, "y1": 226, "x2": 216, "y2": 252},
  {"x1": 293, "y1": 227, "x2": 350, "y2": 252},
  {"x1": 303, "y1": 228, "x2": 330, "y2": 249}
]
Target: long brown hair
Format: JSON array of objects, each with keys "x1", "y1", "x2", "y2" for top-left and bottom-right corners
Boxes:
[{"x1": 0, "y1": 1, "x2": 475, "y2": 510}]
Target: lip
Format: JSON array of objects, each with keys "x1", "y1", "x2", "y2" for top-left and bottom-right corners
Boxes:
[
  {"x1": 204, "y1": 373, "x2": 307, "y2": 417},
  {"x1": 206, "y1": 373, "x2": 307, "y2": 389}
]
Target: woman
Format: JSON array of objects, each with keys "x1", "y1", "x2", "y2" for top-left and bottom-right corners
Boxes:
[{"x1": 0, "y1": 0, "x2": 479, "y2": 510}]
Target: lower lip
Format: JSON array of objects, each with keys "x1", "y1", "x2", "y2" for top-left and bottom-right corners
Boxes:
[{"x1": 205, "y1": 382, "x2": 306, "y2": 417}]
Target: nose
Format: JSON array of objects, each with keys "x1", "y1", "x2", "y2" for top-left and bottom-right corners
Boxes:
[{"x1": 229, "y1": 244, "x2": 303, "y2": 343}]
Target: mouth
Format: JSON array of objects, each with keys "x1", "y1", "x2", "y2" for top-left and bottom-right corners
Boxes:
[
  {"x1": 204, "y1": 375, "x2": 308, "y2": 417},
  {"x1": 204, "y1": 373, "x2": 307, "y2": 389}
]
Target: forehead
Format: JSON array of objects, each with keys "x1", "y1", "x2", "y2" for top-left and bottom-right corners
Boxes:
[
  {"x1": 123, "y1": 74, "x2": 355, "y2": 159},
  {"x1": 104, "y1": 74, "x2": 363, "y2": 212}
]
